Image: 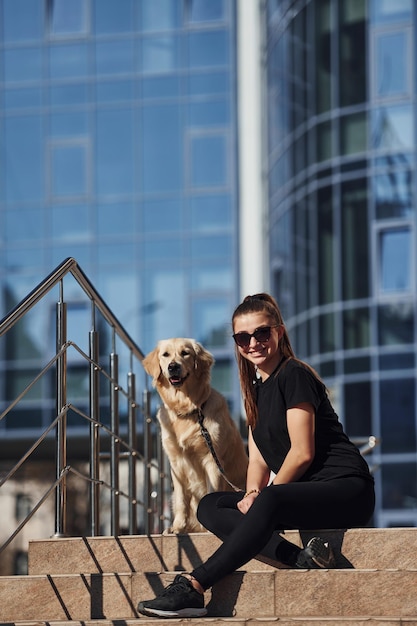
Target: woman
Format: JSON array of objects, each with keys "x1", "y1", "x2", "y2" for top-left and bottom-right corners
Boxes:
[{"x1": 138, "y1": 293, "x2": 375, "y2": 618}]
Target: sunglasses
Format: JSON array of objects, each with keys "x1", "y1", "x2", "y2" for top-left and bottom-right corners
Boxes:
[{"x1": 232, "y1": 325, "x2": 278, "y2": 348}]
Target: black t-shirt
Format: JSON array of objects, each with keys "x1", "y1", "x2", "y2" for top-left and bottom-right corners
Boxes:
[{"x1": 252, "y1": 358, "x2": 374, "y2": 483}]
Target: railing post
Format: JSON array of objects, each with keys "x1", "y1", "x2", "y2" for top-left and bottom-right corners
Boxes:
[
  {"x1": 143, "y1": 388, "x2": 152, "y2": 535},
  {"x1": 55, "y1": 288, "x2": 67, "y2": 537},
  {"x1": 89, "y1": 328, "x2": 100, "y2": 536},
  {"x1": 127, "y1": 371, "x2": 137, "y2": 535},
  {"x1": 110, "y1": 350, "x2": 120, "y2": 536}
]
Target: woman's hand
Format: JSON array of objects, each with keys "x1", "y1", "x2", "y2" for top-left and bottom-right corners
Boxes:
[{"x1": 237, "y1": 491, "x2": 259, "y2": 514}]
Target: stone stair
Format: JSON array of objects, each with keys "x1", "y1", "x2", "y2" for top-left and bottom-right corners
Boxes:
[{"x1": 0, "y1": 528, "x2": 417, "y2": 625}]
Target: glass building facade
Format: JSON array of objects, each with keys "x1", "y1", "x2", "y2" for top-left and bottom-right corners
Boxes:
[
  {"x1": 266, "y1": 0, "x2": 417, "y2": 526},
  {"x1": 0, "y1": 0, "x2": 241, "y2": 439}
]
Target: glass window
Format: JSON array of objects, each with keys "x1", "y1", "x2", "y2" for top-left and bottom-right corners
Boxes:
[
  {"x1": 4, "y1": 48, "x2": 43, "y2": 82},
  {"x1": 188, "y1": 98, "x2": 229, "y2": 127},
  {"x1": 382, "y1": 462, "x2": 416, "y2": 510},
  {"x1": 188, "y1": 30, "x2": 229, "y2": 68},
  {"x1": 340, "y1": 112, "x2": 367, "y2": 155},
  {"x1": 190, "y1": 134, "x2": 227, "y2": 187},
  {"x1": 93, "y1": 0, "x2": 133, "y2": 33},
  {"x1": 341, "y1": 179, "x2": 369, "y2": 300},
  {"x1": 5, "y1": 208, "x2": 43, "y2": 241},
  {"x1": 48, "y1": 0, "x2": 87, "y2": 35},
  {"x1": 5, "y1": 116, "x2": 43, "y2": 203},
  {"x1": 317, "y1": 186, "x2": 334, "y2": 305},
  {"x1": 50, "y1": 111, "x2": 88, "y2": 136},
  {"x1": 371, "y1": 0, "x2": 412, "y2": 24},
  {"x1": 50, "y1": 143, "x2": 88, "y2": 197},
  {"x1": 375, "y1": 31, "x2": 409, "y2": 98},
  {"x1": 51, "y1": 204, "x2": 90, "y2": 242},
  {"x1": 98, "y1": 203, "x2": 135, "y2": 236},
  {"x1": 2, "y1": 0, "x2": 43, "y2": 42},
  {"x1": 374, "y1": 169, "x2": 413, "y2": 219},
  {"x1": 141, "y1": 35, "x2": 180, "y2": 73},
  {"x1": 343, "y1": 381, "x2": 372, "y2": 437},
  {"x1": 190, "y1": 194, "x2": 232, "y2": 231},
  {"x1": 187, "y1": 0, "x2": 226, "y2": 22},
  {"x1": 378, "y1": 228, "x2": 412, "y2": 292},
  {"x1": 192, "y1": 298, "x2": 229, "y2": 347},
  {"x1": 139, "y1": 0, "x2": 180, "y2": 31},
  {"x1": 343, "y1": 307, "x2": 370, "y2": 349},
  {"x1": 49, "y1": 43, "x2": 88, "y2": 79},
  {"x1": 372, "y1": 105, "x2": 414, "y2": 151},
  {"x1": 378, "y1": 303, "x2": 414, "y2": 345},
  {"x1": 143, "y1": 199, "x2": 182, "y2": 233},
  {"x1": 4, "y1": 88, "x2": 42, "y2": 110},
  {"x1": 142, "y1": 104, "x2": 182, "y2": 193},
  {"x1": 380, "y1": 379, "x2": 415, "y2": 453},
  {"x1": 95, "y1": 40, "x2": 134, "y2": 75},
  {"x1": 339, "y1": 0, "x2": 366, "y2": 106},
  {"x1": 96, "y1": 109, "x2": 135, "y2": 195}
]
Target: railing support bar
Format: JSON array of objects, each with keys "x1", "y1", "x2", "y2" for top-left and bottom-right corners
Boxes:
[{"x1": 55, "y1": 294, "x2": 67, "y2": 537}]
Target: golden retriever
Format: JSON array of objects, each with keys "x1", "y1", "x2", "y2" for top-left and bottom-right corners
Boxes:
[{"x1": 143, "y1": 338, "x2": 248, "y2": 533}]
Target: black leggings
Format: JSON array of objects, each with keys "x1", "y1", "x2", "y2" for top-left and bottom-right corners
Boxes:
[{"x1": 191, "y1": 477, "x2": 375, "y2": 590}]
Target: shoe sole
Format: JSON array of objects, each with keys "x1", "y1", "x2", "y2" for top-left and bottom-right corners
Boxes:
[{"x1": 138, "y1": 604, "x2": 208, "y2": 618}]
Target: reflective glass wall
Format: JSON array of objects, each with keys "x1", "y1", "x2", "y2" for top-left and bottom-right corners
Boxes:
[
  {"x1": 267, "y1": 0, "x2": 417, "y2": 526},
  {"x1": 0, "y1": 0, "x2": 240, "y2": 438}
]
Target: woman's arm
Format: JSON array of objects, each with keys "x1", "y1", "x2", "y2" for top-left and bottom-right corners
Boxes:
[{"x1": 271, "y1": 401, "x2": 315, "y2": 485}]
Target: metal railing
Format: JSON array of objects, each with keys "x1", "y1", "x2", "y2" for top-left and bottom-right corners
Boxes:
[{"x1": 0, "y1": 258, "x2": 169, "y2": 556}]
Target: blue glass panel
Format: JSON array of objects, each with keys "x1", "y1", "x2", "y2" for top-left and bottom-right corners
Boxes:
[
  {"x1": 143, "y1": 199, "x2": 182, "y2": 232},
  {"x1": 50, "y1": 111, "x2": 88, "y2": 136},
  {"x1": 188, "y1": 0, "x2": 226, "y2": 22},
  {"x1": 5, "y1": 116, "x2": 43, "y2": 202},
  {"x1": 94, "y1": 0, "x2": 133, "y2": 33},
  {"x1": 190, "y1": 135, "x2": 227, "y2": 187},
  {"x1": 191, "y1": 235, "x2": 232, "y2": 260},
  {"x1": 376, "y1": 31, "x2": 408, "y2": 97},
  {"x1": 51, "y1": 144, "x2": 87, "y2": 197},
  {"x1": 96, "y1": 109, "x2": 134, "y2": 195},
  {"x1": 51, "y1": 204, "x2": 90, "y2": 241},
  {"x1": 96, "y1": 80, "x2": 134, "y2": 102},
  {"x1": 49, "y1": 0, "x2": 87, "y2": 35},
  {"x1": 141, "y1": 76, "x2": 181, "y2": 98},
  {"x1": 188, "y1": 98, "x2": 229, "y2": 126},
  {"x1": 372, "y1": 105, "x2": 413, "y2": 150},
  {"x1": 2, "y1": 0, "x2": 43, "y2": 42},
  {"x1": 379, "y1": 228, "x2": 411, "y2": 292},
  {"x1": 188, "y1": 30, "x2": 229, "y2": 68},
  {"x1": 142, "y1": 104, "x2": 182, "y2": 192},
  {"x1": 96, "y1": 39, "x2": 134, "y2": 75},
  {"x1": 49, "y1": 83, "x2": 88, "y2": 106},
  {"x1": 190, "y1": 194, "x2": 232, "y2": 230},
  {"x1": 139, "y1": 0, "x2": 180, "y2": 31},
  {"x1": 4, "y1": 88, "x2": 42, "y2": 109},
  {"x1": 4, "y1": 48, "x2": 42, "y2": 82},
  {"x1": 192, "y1": 298, "x2": 229, "y2": 346},
  {"x1": 49, "y1": 43, "x2": 89, "y2": 79},
  {"x1": 5, "y1": 208, "x2": 43, "y2": 241},
  {"x1": 187, "y1": 71, "x2": 229, "y2": 95},
  {"x1": 98, "y1": 203, "x2": 135, "y2": 235},
  {"x1": 141, "y1": 35, "x2": 180, "y2": 73}
]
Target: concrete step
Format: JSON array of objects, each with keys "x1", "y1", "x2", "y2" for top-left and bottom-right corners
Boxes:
[
  {"x1": 1, "y1": 569, "x2": 417, "y2": 622},
  {"x1": 28, "y1": 528, "x2": 417, "y2": 575}
]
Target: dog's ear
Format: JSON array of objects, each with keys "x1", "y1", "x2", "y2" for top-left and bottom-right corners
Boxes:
[
  {"x1": 193, "y1": 341, "x2": 214, "y2": 378},
  {"x1": 142, "y1": 347, "x2": 161, "y2": 382}
]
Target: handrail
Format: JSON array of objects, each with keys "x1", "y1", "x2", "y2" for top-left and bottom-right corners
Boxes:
[{"x1": 0, "y1": 257, "x2": 145, "y2": 363}]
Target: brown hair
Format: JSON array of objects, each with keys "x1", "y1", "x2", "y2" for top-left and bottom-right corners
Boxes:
[{"x1": 232, "y1": 293, "x2": 321, "y2": 429}]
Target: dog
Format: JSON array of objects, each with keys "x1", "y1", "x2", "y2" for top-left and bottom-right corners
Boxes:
[{"x1": 143, "y1": 338, "x2": 248, "y2": 533}]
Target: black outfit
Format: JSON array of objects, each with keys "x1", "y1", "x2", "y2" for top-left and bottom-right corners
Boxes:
[{"x1": 191, "y1": 358, "x2": 375, "y2": 591}]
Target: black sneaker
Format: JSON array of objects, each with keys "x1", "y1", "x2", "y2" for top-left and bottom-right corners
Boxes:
[
  {"x1": 295, "y1": 536, "x2": 336, "y2": 569},
  {"x1": 137, "y1": 574, "x2": 207, "y2": 618}
]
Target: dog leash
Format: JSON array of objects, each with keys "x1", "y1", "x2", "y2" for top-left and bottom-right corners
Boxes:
[{"x1": 197, "y1": 407, "x2": 243, "y2": 493}]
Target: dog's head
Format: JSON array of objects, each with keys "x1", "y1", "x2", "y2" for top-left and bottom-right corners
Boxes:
[{"x1": 143, "y1": 338, "x2": 214, "y2": 390}]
